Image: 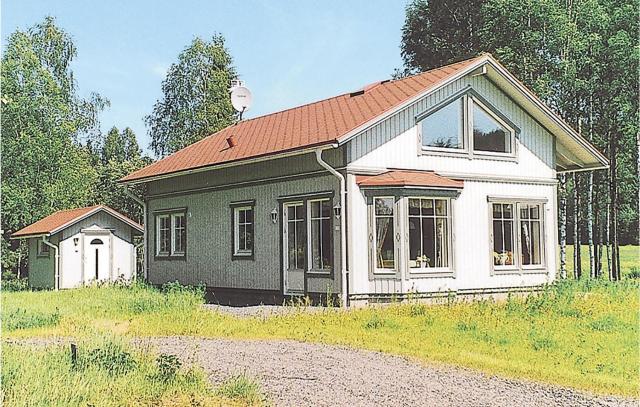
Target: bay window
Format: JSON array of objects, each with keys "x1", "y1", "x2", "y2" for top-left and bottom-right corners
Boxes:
[
  {"x1": 408, "y1": 198, "x2": 450, "y2": 270},
  {"x1": 373, "y1": 197, "x2": 395, "y2": 272},
  {"x1": 155, "y1": 209, "x2": 186, "y2": 258}
]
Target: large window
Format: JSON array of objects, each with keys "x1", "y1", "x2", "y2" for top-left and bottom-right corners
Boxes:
[
  {"x1": 419, "y1": 92, "x2": 516, "y2": 156},
  {"x1": 408, "y1": 198, "x2": 450, "y2": 269},
  {"x1": 156, "y1": 210, "x2": 186, "y2": 257},
  {"x1": 520, "y1": 203, "x2": 543, "y2": 266},
  {"x1": 309, "y1": 199, "x2": 332, "y2": 271},
  {"x1": 233, "y1": 205, "x2": 254, "y2": 258},
  {"x1": 491, "y1": 203, "x2": 515, "y2": 267},
  {"x1": 489, "y1": 200, "x2": 545, "y2": 271},
  {"x1": 374, "y1": 197, "x2": 395, "y2": 271}
]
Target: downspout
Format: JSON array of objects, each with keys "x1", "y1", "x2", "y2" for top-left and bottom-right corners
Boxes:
[
  {"x1": 124, "y1": 187, "x2": 147, "y2": 281},
  {"x1": 315, "y1": 146, "x2": 348, "y2": 307},
  {"x1": 133, "y1": 242, "x2": 144, "y2": 283},
  {"x1": 42, "y1": 236, "x2": 59, "y2": 291}
]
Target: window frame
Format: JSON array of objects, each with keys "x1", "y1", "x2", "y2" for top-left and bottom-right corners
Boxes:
[
  {"x1": 371, "y1": 196, "x2": 398, "y2": 275},
  {"x1": 406, "y1": 197, "x2": 454, "y2": 276},
  {"x1": 417, "y1": 88, "x2": 519, "y2": 161},
  {"x1": 488, "y1": 197, "x2": 547, "y2": 274},
  {"x1": 37, "y1": 239, "x2": 51, "y2": 257},
  {"x1": 306, "y1": 198, "x2": 333, "y2": 274},
  {"x1": 154, "y1": 208, "x2": 187, "y2": 260},
  {"x1": 231, "y1": 200, "x2": 256, "y2": 261}
]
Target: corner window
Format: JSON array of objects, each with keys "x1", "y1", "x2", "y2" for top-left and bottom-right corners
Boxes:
[
  {"x1": 408, "y1": 198, "x2": 450, "y2": 269},
  {"x1": 37, "y1": 240, "x2": 50, "y2": 257},
  {"x1": 421, "y1": 98, "x2": 464, "y2": 150},
  {"x1": 419, "y1": 91, "x2": 516, "y2": 157},
  {"x1": 489, "y1": 199, "x2": 545, "y2": 272},
  {"x1": 155, "y1": 210, "x2": 186, "y2": 258},
  {"x1": 233, "y1": 205, "x2": 254, "y2": 258},
  {"x1": 309, "y1": 199, "x2": 332, "y2": 271},
  {"x1": 373, "y1": 197, "x2": 396, "y2": 272}
]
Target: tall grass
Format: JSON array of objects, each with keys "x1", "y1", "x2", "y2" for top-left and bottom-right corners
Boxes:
[
  {"x1": 2, "y1": 279, "x2": 638, "y2": 397},
  {"x1": 0, "y1": 335, "x2": 265, "y2": 406},
  {"x1": 562, "y1": 244, "x2": 639, "y2": 279}
]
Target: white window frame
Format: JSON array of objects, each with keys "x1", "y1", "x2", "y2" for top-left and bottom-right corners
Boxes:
[
  {"x1": 307, "y1": 198, "x2": 332, "y2": 273},
  {"x1": 372, "y1": 196, "x2": 397, "y2": 275},
  {"x1": 489, "y1": 201, "x2": 519, "y2": 273},
  {"x1": 418, "y1": 91, "x2": 517, "y2": 160},
  {"x1": 488, "y1": 198, "x2": 546, "y2": 274},
  {"x1": 233, "y1": 205, "x2": 254, "y2": 257},
  {"x1": 406, "y1": 197, "x2": 453, "y2": 275}
]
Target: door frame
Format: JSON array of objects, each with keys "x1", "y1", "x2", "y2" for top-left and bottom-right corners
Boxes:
[
  {"x1": 281, "y1": 200, "x2": 307, "y2": 295},
  {"x1": 81, "y1": 229, "x2": 113, "y2": 283}
]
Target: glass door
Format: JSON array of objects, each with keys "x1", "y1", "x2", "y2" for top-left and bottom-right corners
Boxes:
[{"x1": 283, "y1": 202, "x2": 305, "y2": 294}]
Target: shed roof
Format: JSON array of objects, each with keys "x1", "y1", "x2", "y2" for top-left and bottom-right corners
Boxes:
[
  {"x1": 11, "y1": 205, "x2": 143, "y2": 239},
  {"x1": 356, "y1": 170, "x2": 464, "y2": 189}
]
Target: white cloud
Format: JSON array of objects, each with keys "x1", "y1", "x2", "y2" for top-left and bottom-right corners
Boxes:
[{"x1": 151, "y1": 63, "x2": 168, "y2": 79}]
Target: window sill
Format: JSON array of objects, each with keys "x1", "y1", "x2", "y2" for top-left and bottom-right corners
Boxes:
[
  {"x1": 492, "y1": 268, "x2": 521, "y2": 275},
  {"x1": 155, "y1": 254, "x2": 186, "y2": 261},
  {"x1": 472, "y1": 152, "x2": 517, "y2": 162},
  {"x1": 372, "y1": 270, "x2": 398, "y2": 278},
  {"x1": 307, "y1": 269, "x2": 332, "y2": 276},
  {"x1": 521, "y1": 266, "x2": 547, "y2": 273},
  {"x1": 232, "y1": 253, "x2": 254, "y2": 261},
  {"x1": 420, "y1": 148, "x2": 470, "y2": 158},
  {"x1": 408, "y1": 269, "x2": 454, "y2": 278}
]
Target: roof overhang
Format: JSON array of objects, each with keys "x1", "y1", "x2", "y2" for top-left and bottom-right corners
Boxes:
[{"x1": 338, "y1": 54, "x2": 609, "y2": 172}]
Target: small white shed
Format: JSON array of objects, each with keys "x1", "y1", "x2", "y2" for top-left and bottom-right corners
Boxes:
[{"x1": 11, "y1": 205, "x2": 143, "y2": 289}]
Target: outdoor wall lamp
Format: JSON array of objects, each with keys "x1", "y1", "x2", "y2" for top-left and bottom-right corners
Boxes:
[
  {"x1": 333, "y1": 203, "x2": 341, "y2": 219},
  {"x1": 270, "y1": 207, "x2": 278, "y2": 224},
  {"x1": 73, "y1": 237, "x2": 79, "y2": 247}
]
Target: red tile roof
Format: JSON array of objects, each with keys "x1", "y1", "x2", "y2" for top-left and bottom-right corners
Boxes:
[
  {"x1": 356, "y1": 170, "x2": 464, "y2": 189},
  {"x1": 121, "y1": 55, "x2": 485, "y2": 183},
  {"x1": 11, "y1": 205, "x2": 143, "y2": 238}
]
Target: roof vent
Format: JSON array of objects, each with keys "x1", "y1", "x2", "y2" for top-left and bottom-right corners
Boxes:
[
  {"x1": 350, "y1": 79, "x2": 390, "y2": 97},
  {"x1": 226, "y1": 136, "x2": 236, "y2": 148}
]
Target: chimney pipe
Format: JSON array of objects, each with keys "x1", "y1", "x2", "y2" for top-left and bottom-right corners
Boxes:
[{"x1": 226, "y1": 136, "x2": 236, "y2": 148}]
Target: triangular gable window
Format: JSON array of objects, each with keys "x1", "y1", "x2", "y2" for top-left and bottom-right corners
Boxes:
[{"x1": 419, "y1": 90, "x2": 517, "y2": 157}]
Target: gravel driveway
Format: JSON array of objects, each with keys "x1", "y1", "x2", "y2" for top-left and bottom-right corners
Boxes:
[{"x1": 137, "y1": 337, "x2": 635, "y2": 407}]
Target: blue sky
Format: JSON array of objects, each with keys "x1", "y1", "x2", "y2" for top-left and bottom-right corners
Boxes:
[{"x1": 2, "y1": 0, "x2": 407, "y2": 155}]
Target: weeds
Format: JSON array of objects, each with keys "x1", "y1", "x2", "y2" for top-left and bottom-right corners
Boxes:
[
  {"x1": 216, "y1": 373, "x2": 266, "y2": 405},
  {"x1": 3, "y1": 308, "x2": 60, "y2": 331}
]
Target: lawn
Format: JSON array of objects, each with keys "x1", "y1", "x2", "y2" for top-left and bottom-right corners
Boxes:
[
  {"x1": 562, "y1": 244, "x2": 639, "y2": 278},
  {"x1": 2, "y1": 278, "x2": 639, "y2": 399}
]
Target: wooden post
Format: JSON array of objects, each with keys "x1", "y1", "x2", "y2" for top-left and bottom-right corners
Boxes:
[{"x1": 70, "y1": 343, "x2": 77, "y2": 369}]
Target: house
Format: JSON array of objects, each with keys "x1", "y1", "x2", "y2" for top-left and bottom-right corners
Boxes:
[
  {"x1": 11, "y1": 205, "x2": 143, "y2": 289},
  {"x1": 119, "y1": 54, "x2": 607, "y2": 305}
]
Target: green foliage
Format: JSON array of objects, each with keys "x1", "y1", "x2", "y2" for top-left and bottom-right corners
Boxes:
[
  {"x1": 1, "y1": 17, "x2": 107, "y2": 273},
  {"x1": 145, "y1": 35, "x2": 238, "y2": 157},
  {"x1": 0, "y1": 276, "x2": 29, "y2": 292},
  {"x1": 1, "y1": 338, "x2": 243, "y2": 406},
  {"x1": 216, "y1": 373, "x2": 266, "y2": 405},
  {"x1": 2, "y1": 308, "x2": 60, "y2": 331},
  {"x1": 155, "y1": 353, "x2": 182, "y2": 382}
]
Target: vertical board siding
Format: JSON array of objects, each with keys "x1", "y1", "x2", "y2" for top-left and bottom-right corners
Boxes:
[
  {"x1": 349, "y1": 177, "x2": 556, "y2": 296},
  {"x1": 346, "y1": 75, "x2": 555, "y2": 178},
  {"x1": 147, "y1": 173, "x2": 341, "y2": 294},
  {"x1": 27, "y1": 235, "x2": 58, "y2": 288}
]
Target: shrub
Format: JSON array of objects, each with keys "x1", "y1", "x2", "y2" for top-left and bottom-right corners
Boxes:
[
  {"x1": 363, "y1": 313, "x2": 385, "y2": 329},
  {"x1": 216, "y1": 373, "x2": 264, "y2": 404},
  {"x1": 1, "y1": 277, "x2": 29, "y2": 292},
  {"x1": 155, "y1": 353, "x2": 182, "y2": 382},
  {"x1": 3, "y1": 308, "x2": 60, "y2": 331},
  {"x1": 627, "y1": 266, "x2": 640, "y2": 279},
  {"x1": 81, "y1": 340, "x2": 137, "y2": 375}
]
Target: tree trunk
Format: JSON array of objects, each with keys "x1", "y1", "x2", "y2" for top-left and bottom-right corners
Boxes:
[
  {"x1": 573, "y1": 173, "x2": 582, "y2": 279},
  {"x1": 609, "y1": 131, "x2": 620, "y2": 281},
  {"x1": 587, "y1": 170, "x2": 595, "y2": 278},
  {"x1": 559, "y1": 174, "x2": 568, "y2": 279},
  {"x1": 606, "y1": 202, "x2": 612, "y2": 280}
]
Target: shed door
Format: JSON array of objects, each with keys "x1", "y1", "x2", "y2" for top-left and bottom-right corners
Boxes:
[{"x1": 84, "y1": 234, "x2": 111, "y2": 283}]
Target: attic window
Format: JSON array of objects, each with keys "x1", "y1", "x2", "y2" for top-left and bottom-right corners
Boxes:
[{"x1": 419, "y1": 91, "x2": 517, "y2": 157}]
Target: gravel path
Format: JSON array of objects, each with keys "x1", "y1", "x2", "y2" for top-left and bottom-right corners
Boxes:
[{"x1": 137, "y1": 336, "x2": 636, "y2": 407}]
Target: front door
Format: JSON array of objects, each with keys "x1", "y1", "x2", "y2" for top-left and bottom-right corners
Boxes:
[
  {"x1": 283, "y1": 202, "x2": 305, "y2": 295},
  {"x1": 84, "y1": 234, "x2": 111, "y2": 283}
]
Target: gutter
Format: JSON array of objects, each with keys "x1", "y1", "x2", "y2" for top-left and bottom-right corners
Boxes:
[
  {"x1": 315, "y1": 145, "x2": 348, "y2": 307},
  {"x1": 41, "y1": 236, "x2": 60, "y2": 291},
  {"x1": 124, "y1": 188, "x2": 148, "y2": 281}
]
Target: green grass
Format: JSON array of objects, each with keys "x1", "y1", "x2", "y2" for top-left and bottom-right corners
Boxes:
[
  {"x1": 2, "y1": 278, "x2": 639, "y2": 398},
  {"x1": 562, "y1": 244, "x2": 639, "y2": 279},
  {"x1": 1, "y1": 335, "x2": 265, "y2": 406}
]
